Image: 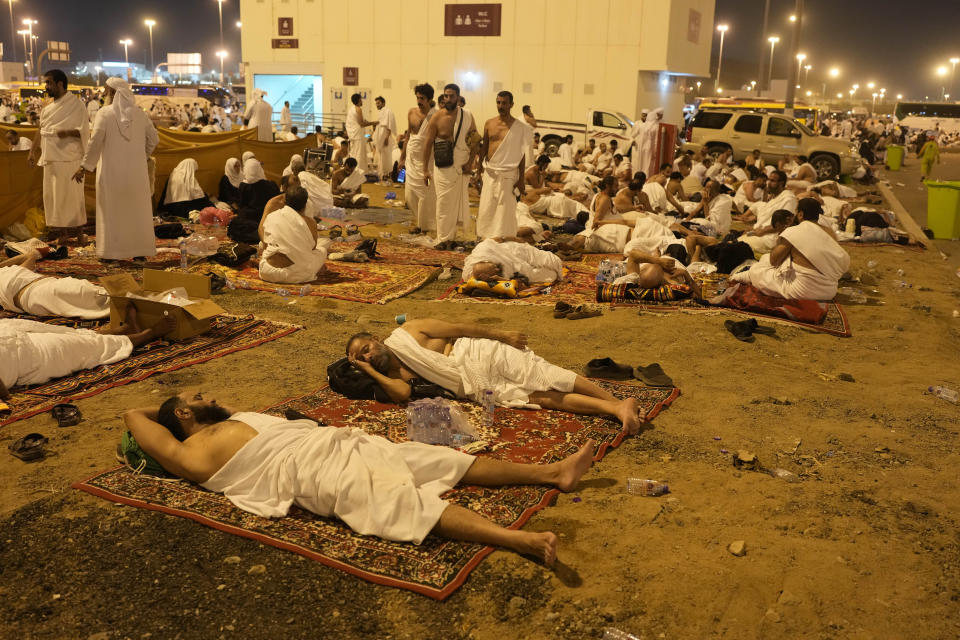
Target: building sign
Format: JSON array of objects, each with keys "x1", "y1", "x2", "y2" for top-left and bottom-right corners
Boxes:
[
  {"x1": 343, "y1": 67, "x2": 359, "y2": 86},
  {"x1": 687, "y1": 9, "x2": 701, "y2": 44},
  {"x1": 168, "y1": 52, "x2": 202, "y2": 75},
  {"x1": 444, "y1": 4, "x2": 501, "y2": 37},
  {"x1": 278, "y1": 17, "x2": 294, "y2": 36},
  {"x1": 47, "y1": 41, "x2": 71, "y2": 62},
  {"x1": 272, "y1": 39, "x2": 299, "y2": 49}
]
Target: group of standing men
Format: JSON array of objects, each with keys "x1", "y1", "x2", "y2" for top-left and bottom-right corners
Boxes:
[{"x1": 27, "y1": 69, "x2": 158, "y2": 261}]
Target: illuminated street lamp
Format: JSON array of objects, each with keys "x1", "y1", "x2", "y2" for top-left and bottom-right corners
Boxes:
[
  {"x1": 951, "y1": 57, "x2": 960, "y2": 94},
  {"x1": 695, "y1": 80, "x2": 701, "y2": 96},
  {"x1": 216, "y1": 0, "x2": 226, "y2": 53},
  {"x1": 796, "y1": 53, "x2": 807, "y2": 90},
  {"x1": 144, "y1": 19, "x2": 156, "y2": 74},
  {"x1": 896, "y1": 93, "x2": 903, "y2": 100},
  {"x1": 767, "y1": 36, "x2": 779, "y2": 89},
  {"x1": 216, "y1": 50, "x2": 227, "y2": 85},
  {"x1": 871, "y1": 92, "x2": 878, "y2": 112},
  {"x1": 21, "y1": 18, "x2": 36, "y2": 77},
  {"x1": 867, "y1": 82, "x2": 875, "y2": 90},
  {"x1": 803, "y1": 64, "x2": 812, "y2": 88},
  {"x1": 119, "y1": 38, "x2": 133, "y2": 66},
  {"x1": 6, "y1": 0, "x2": 15, "y2": 63},
  {"x1": 715, "y1": 24, "x2": 728, "y2": 92},
  {"x1": 235, "y1": 21, "x2": 242, "y2": 28},
  {"x1": 16, "y1": 29, "x2": 27, "y2": 74},
  {"x1": 937, "y1": 65, "x2": 949, "y2": 100}
]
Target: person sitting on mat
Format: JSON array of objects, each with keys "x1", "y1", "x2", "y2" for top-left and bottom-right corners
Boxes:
[
  {"x1": 123, "y1": 390, "x2": 598, "y2": 565},
  {"x1": 345, "y1": 318, "x2": 644, "y2": 433}
]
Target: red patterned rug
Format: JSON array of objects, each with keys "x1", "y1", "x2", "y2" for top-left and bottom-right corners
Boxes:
[
  {"x1": 34, "y1": 240, "x2": 183, "y2": 278},
  {"x1": 0, "y1": 315, "x2": 301, "y2": 427},
  {"x1": 196, "y1": 261, "x2": 440, "y2": 304},
  {"x1": 73, "y1": 382, "x2": 679, "y2": 600}
]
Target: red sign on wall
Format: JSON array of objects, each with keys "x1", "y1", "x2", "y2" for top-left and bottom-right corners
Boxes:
[
  {"x1": 343, "y1": 67, "x2": 359, "y2": 86},
  {"x1": 278, "y1": 17, "x2": 294, "y2": 36},
  {"x1": 444, "y1": 4, "x2": 501, "y2": 37},
  {"x1": 272, "y1": 38, "x2": 299, "y2": 49}
]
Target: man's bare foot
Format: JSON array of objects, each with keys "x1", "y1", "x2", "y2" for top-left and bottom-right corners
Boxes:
[
  {"x1": 146, "y1": 315, "x2": 177, "y2": 339},
  {"x1": 554, "y1": 439, "x2": 595, "y2": 492},
  {"x1": 617, "y1": 397, "x2": 641, "y2": 434},
  {"x1": 511, "y1": 531, "x2": 559, "y2": 567}
]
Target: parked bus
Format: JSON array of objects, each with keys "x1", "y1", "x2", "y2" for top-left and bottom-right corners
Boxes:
[
  {"x1": 894, "y1": 101, "x2": 960, "y2": 133},
  {"x1": 696, "y1": 97, "x2": 822, "y2": 130}
]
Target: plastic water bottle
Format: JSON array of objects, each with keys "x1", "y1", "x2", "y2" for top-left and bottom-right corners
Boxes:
[
  {"x1": 928, "y1": 386, "x2": 958, "y2": 404},
  {"x1": 482, "y1": 390, "x2": 495, "y2": 428},
  {"x1": 179, "y1": 239, "x2": 188, "y2": 270},
  {"x1": 276, "y1": 287, "x2": 290, "y2": 299},
  {"x1": 297, "y1": 285, "x2": 312, "y2": 296},
  {"x1": 625, "y1": 478, "x2": 669, "y2": 496},
  {"x1": 602, "y1": 628, "x2": 641, "y2": 640}
]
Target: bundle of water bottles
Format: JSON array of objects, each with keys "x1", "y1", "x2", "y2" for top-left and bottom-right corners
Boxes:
[
  {"x1": 595, "y1": 259, "x2": 627, "y2": 284},
  {"x1": 405, "y1": 397, "x2": 479, "y2": 447}
]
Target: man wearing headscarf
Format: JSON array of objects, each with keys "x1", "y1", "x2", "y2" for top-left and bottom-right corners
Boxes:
[
  {"x1": 73, "y1": 77, "x2": 158, "y2": 261},
  {"x1": 29, "y1": 70, "x2": 89, "y2": 246},
  {"x1": 244, "y1": 89, "x2": 274, "y2": 142}
]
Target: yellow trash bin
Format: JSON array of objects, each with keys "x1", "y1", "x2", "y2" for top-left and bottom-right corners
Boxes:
[
  {"x1": 886, "y1": 145, "x2": 904, "y2": 171},
  {"x1": 926, "y1": 181, "x2": 960, "y2": 239}
]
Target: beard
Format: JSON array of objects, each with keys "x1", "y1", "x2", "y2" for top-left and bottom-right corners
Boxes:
[
  {"x1": 370, "y1": 349, "x2": 391, "y2": 374},
  {"x1": 445, "y1": 100, "x2": 457, "y2": 111},
  {"x1": 193, "y1": 404, "x2": 232, "y2": 424}
]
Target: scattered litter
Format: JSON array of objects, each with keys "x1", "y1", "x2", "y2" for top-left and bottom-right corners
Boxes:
[
  {"x1": 713, "y1": 436, "x2": 722, "y2": 441},
  {"x1": 928, "y1": 386, "x2": 958, "y2": 404},
  {"x1": 602, "y1": 628, "x2": 641, "y2": 640},
  {"x1": 625, "y1": 478, "x2": 669, "y2": 496},
  {"x1": 768, "y1": 468, "x2": 799, "y2": 482},
  {"x1": 953, "y1": 310, "x2": 959, "y2": 318},
  {"x1": 895, "y1": 182, "x2": 905, "y2": 187},
  {"x1": 732, "y1": 450, "x2": 760, "y2": 471},
  {"x1": 719, "y1": 449, "x2": 729, "y2": 454},
  {"x1": 438, "y1": 267, "x2": 453, "y2": 281},
  {"x1": 572, "y1": 496, "x2": 582, "y2": 503},
  {"x1": 247, "y1": 564, "x2": 267, "y2": 575},
  {"x1": 727, "y1": 540, "x2": 747, "y2": 557}
]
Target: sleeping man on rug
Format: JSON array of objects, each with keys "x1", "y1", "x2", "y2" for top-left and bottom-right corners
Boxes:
[
  {"x1": 0, "y1": 250, "x2": 110, "y2": 319},
  {"x1": 730, "y1": 198, "x2": 850, "y2": 301},
  {"x1": 345, "y1": 318, "x2": 644, "y2": 434},
  {"x1": 122, "y1": 390, "x2": 597, "y2": 566},
  {"x1": 0, "y1": 306, "x2": 175, "y2": 402},
  {"x1": 461, "y1": 238, "x2": 564, "y2": 289}
]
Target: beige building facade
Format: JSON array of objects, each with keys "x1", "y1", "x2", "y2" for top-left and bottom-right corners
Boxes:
[{"x1": 239, "y1": 0, "x2": 714, "y2": 128}]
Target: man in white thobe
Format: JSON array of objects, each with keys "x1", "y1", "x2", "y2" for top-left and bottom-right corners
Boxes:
[
  {"x1": 630, "y1": 109, "x2": 649, "y2": 171},
  {"x1": 637, "y1": 107, "x2": 663, "y2": 178},
  {"x1": 73, "y1": 77, "x2": 158, "y2": 261},
  {"x1": 373, "y1": 96, "x2": 398, "y2": 181},
  {"x1": 476, "y1": 91, "x2": 533, "y2": 240},
  {"x1": 244, "y1": 90, "x2": 274, "y2": 142},
  {"x1": 28, "y1": 69, "x2": 89, "y2": 245},
  {"x1": 420, "y1": 84, "x2": 477, "y2": 248},
  {"x1": 401, "y1": 84, "x2": 437, "y2": 233},
  {"x1": 279, "y1": 101, "x2": 293, "y2": 133},
  {"x1": 346, "y1": 93, "x2": 377, "y2": 173}
]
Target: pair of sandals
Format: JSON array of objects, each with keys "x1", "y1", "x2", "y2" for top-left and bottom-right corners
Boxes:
[
  {"x1": 9, "y1": 433, "x2": 48, "y2": 462},
  {"x1": 328, "y1": 224, "x2": 360, "y2": 239},
  {"x1": 725, "y1": 318, "x2": 776, "y2": 343},
  {"x1": 584, "y1": 358, "x2": 674, "y2": 387},
  {"x1": 554, "y1": 301, "x2": 602, "y2": 320}
]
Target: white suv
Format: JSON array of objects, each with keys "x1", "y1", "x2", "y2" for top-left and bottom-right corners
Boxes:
[{"x1": 683, "y1": 109, "x2": 861, "y2": 179}]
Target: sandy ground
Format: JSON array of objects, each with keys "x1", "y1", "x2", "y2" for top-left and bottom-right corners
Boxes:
[{"x1": 1, "y1": 167, "x2": 959, "y2": 640}]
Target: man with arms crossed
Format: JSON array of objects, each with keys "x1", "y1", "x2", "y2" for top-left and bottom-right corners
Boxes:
[{"x1": 400, "y1": 84, "x2": 437, "y2": 234}]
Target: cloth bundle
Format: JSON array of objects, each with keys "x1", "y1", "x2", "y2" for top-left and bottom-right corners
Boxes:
[{"x1": 595, "y1": 281, "x2": 693, "y2": 303}]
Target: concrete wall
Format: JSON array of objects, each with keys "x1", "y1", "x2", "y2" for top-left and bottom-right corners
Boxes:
[{"x1": 239, "y1": 0, "x2": 714, "y2": 127}]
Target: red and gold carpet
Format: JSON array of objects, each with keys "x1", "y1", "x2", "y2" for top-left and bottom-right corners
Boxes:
[
  {"x1": 195, "y1": 261, "x2": 440, "y2": 304},
  {"x1": 0, "y1": 314, "x2": 301, "y2": 427},
  {"x1": 73, "y1": 382, "x2": 679, "y2": 600}
]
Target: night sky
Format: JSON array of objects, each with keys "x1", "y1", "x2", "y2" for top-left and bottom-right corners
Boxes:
[{"x1": 9, "y1": 0, "x2": 960, "y2": 99}]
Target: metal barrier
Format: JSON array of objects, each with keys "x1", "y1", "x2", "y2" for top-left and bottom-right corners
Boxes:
[{"x1": 272, "y1": 111, "x2": 348, "y2": 136}]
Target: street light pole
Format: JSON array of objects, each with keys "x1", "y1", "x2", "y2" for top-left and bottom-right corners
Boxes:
[
  {"x1": 216, "y1": 0, "x2": 225, "y2": 53},
  {"x1": 144, "y1": 19, "x2": 156, "y2": 79},
  {"x1": 119, "y1": 38, "x2": 132, "y2": 67},
  {"x1": 7, "y1": 0, "x2": 15, "y2": 63},
  {"x1": 758, "y1": 0, "x2": 770, "y2": 93},
  {"x1": 767, "y1": 36, "x2": 779, "y2": 93},
  {"x1": 16, "y1": 28, "x2": 26, "y2": 75},
  {"x1": 715, "y1": 24, "x2": 728, "y2": 93},
  {"x1": 216, "y1": 50, "x2": 226, "y2": 86},
  {"x1": 784, "y1": 0, "x2": 803, "y2": 115},
  {"x1": 951, "y1": 57, "x2": 959, "y2": 97}
]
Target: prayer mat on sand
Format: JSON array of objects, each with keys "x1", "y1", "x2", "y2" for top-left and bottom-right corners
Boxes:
[
  {"x1": 73, "y1": 382, "x2": 679, "y2": 600},
  {"x1": 437, "y1": 264, "x2": 597, "y2": 307},
  {"x1": 34, "y1": 240, "x2": 183, "y2": 278},
  {"x1": 336, "y1": 238, "x2": 466, "y2": 269},
  {"x1": 195, "y1": 261, "x2": 440, "y2": 304},
  {"x1": 0, "y1": 314, "x2": 300, "y2": 427}
]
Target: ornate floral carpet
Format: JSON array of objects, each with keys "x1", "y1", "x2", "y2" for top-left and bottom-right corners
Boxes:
[
  {"x1": 195, "y1": 261, "x2": 440, "y2": 304},
  {"x1": 0, "y1": 315, "x2": 301, "y2": 427},
  {"x1": 33, "y1": 239, "x2": 183, "y2": 278},
  {"x1": 73, "y1": 382, "x2": 679, "y2": 600}
]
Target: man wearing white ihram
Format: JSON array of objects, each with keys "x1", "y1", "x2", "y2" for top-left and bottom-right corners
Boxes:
[
  {"x1": 73, "y1": 77, "x2": 159, "y2": 261},
  {"x1": 244, "y1": 90, "x2": 274, "y2": 142},
  {"x1": 346, "y1": 93, "x2": 377, "y2": 173},
  {"x1": 420, "y1": 84, "x2": 477, "y2": 249},
  {"x1": 476, "y1": 90, "x2": 533, "y2": 240},
  {"x1": 373, "y1": 96, "x2": 398, "y2": 182},
  {"x1": 28, "y1": 69, "x2": 89, "y2": 246},
  {"x1": 401, "y1": 84, "x2": 438, "y2": 233}
]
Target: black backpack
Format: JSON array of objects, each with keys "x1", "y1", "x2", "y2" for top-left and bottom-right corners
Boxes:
[{"x1": 326, "y1": 358, "x2": 456, "y2": 403}]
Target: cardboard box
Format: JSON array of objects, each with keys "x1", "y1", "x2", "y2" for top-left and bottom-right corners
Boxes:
[{"x1": 100, "y1": 270, "x2": 224, "y2": 341}]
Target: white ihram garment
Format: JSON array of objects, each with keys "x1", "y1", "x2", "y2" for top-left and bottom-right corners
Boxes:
[
  {"x1": 433, "y1": 108, "x2": 474, "y2": 243},
  {"x1": 81, "y1": 87, "x2": 159, "y2": 260},
  {"x1": 623, "y1": 214, "x2": 684, "y2": 256},
  {"x1": 751, "y1": 189, "x2": 798, "y2": 229},
  {"x1": 578, "y1": 196, "x2": 629, "y2": 253},
  {"x1": 345, "y1": 106, "x2": 368, "y2": 171},
  {"x1": 38, "y1": 92, "x2": 89, "y2": 228},
  {"x1": 0, "y1": 319, "x2": 132, "y2": 388},
  {"x1": 477, "y1": 119, "x2": 532, "y2": 239},
  {"x1": 297, "y1": 171, "x2": 334, "y2": 218},
  {"x1": 0, "y1": 266, "x2": 109, "y2": 319},
  {"x1": 244, "y1": 92, "x2": 274, "y2": 142},
  {"x1": 201, "y1": 412, "x2": 474, "y2": 544},
  {"x1": 374, "y1": 106, "x2": 398, "y2": 177},
  {"x1": 383, "y1": 327, "x2": 576, "y2": 409},
  {"x1": 515, "y1": 202, "x2": 545, "y2": 241},
  {"x1": 405, "y1": 108, "x2": 437, "y2": 231},
  {"x1": 462, "y1": 238, "x2": 562, "y2": 283},
  {"x1": 687, "y1": 194, "x2": 733, "y2": 237},
  {"x1": 731, "y1": 221, "x2": 850, "y2": 300},
  {"x1": 279, "y1": 105, "x2": 292, "y2": 132},
  {"x1": 258, "y1": 205, "x2": 328, "y2": 284}
]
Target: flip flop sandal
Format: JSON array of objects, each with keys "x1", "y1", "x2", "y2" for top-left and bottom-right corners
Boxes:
[
  {"x1": 204, "y1": 272, "x2": 227, "y2": 294},
  {"x1": 0, "y1": 400, "x2": 11, "y2": 418},
  {"x1": 553, "y1": 301, "x2": 573, "y2": 318},
  {"x1": 724, "y1": 319, "x2": 755, "y2": 343},
  {"x1": 9, "y1": 433, "x2": 48, "y2": 462},
  {"x1": 51, "y1": 403, "x2": 82, "y2": 428},
  {"x1": 328, "y1": 225, "x2": 343, "y2": 239},
  {"x1": 345, "y1": 224, "x2": 360, "y2": 236},
  {"x1": 747, "y1": 318, "x2": 777, "y2": 336},
  {"x1": 585, "y1": 357, "x2": 635, "y2": 380},
  {"x1": 567, "y1": 305, "x2": 602, "y2": 320},
  {"x1": 634, "y1": 363, "x2": 674, "y2": 387}
]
